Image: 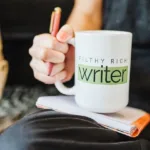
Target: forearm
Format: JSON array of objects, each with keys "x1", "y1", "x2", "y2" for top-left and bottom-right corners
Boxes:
[{"x1": 66, "y1": 0, "x2": 103, "y2": 31}]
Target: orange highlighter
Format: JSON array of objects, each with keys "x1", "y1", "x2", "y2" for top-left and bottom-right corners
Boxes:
[{"x1": 47, "y1": 7, "x2": 62, "y2": 76}]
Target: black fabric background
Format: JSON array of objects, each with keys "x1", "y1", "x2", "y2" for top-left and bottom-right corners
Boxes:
[{"x1": 0, "y1": 0, "x2": 74, "y2": 40}]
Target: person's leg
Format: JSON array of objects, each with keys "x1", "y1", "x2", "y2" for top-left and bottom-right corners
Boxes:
[{"x1": 0, "y1": 110, "x2": 150, "y2": 150}]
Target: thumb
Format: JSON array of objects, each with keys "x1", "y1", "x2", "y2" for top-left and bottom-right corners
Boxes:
[{"x1": 56, "y1": 24, "x2": 74, "y2": 43}]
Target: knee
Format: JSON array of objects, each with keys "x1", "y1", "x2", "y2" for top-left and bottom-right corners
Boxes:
[
  {"x1": 0, "y1": 110, "x2": 59, "y2": 150},
  {"x1": 0, "y1": 117, "x2": 35, "y2": 150}
]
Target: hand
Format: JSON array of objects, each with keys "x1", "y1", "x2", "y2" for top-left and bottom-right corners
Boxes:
[{"x1": 29, "y1": 24, "x2": 75, "y2": 84}]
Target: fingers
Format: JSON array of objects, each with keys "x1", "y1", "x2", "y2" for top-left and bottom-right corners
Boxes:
[
  {"x1": 33, "y1": 34, "x2": 69, "y2": 53},
  {"x1": 30, "y1": 58, "x2": 48, "y2": 74},
  {"x1": 33, "y1": 70, "x2": 67, "y2": 84},
  {"x1": 29, "y1": 46, "x2": 65, "y2": 63},
  {"x1": 33, "y1": 70, "x2": 55, "y2": 84},
  {"x1": 57, "y1": 24, "x2": 74, "y2": 43},
  {"x1": 30, "y1": 58, "x2": 65, "y2": 76},
  {"x1": 54, "y1": 70, "x2": 67, "y2": 81},
  {"x1": 29, "y1": 24, "x2": 75, "y2": 84},
  {"x1": 62, "y1": 46, "x2": 75, "y2": 82},
  {"x1": 50, "y1": 63, "x2": 65, "y2": 76}
]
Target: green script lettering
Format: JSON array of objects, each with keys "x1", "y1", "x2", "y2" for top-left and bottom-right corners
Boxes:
[
  {"x1": 111, "y1": 70, "x2": 121, "y2": 83},
  {"x1": 79, "y1": 67, "x2": 93, "y2": 81},
  {"x1": 78, "y1": 64, "x2": 128, "y2": 85}
]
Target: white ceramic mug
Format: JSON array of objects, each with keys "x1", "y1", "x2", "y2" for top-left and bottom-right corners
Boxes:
[{"x1": 55, "y1": 30, "x2": 132, "y2": 113}]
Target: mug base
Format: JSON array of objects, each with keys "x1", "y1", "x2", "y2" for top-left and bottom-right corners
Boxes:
[{"x1": 76, "y1": 101, "x2": 128, "y2": 114}]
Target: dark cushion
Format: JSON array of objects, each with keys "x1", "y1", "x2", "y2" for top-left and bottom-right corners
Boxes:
[{"x1": 0, "y1": 0, "x2": 74, "y2": 40}]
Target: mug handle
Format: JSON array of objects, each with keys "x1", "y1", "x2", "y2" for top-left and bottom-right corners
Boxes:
[{"x1": 54, "y1": 38, "x2": 76, "y2": 95}]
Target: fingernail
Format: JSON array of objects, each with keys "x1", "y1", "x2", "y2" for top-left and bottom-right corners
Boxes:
[
  {"x1": 58, "y1": 31, "x2": 69, "y2": 41},
  {"x1": 57, "y1": 25, "x2": 73, "y2": 42}
]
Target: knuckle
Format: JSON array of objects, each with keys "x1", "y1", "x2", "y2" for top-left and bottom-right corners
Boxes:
[
  {"x1": 29, "y1": 47, "x2": 33, "y2": 56},
  {"x1": 53, "y1": 53, "x2": 65, "y2": 63},
  {"x1": 28, "y1": 47, "x2": 32, "y2": 55},
  {"x1": 50, "y1": 38, "x2": 57, "y2": 49},
  {"x1": 63, "y1": 44, "x2": 69, "y2": 53},
  {"x1": 61, "y1": 63, "x2": 65, "y2": 69},
  {"x1": 33, "y1": 35, "x2": 39, "y2": 43},
  {"x1": 40, "y1": 48, "x2": 48, "y2": 60},
  {"x1": 33, "y1": 34, "x2": 51, "y2": 44},
  {"x1": 61, "y1": 54, "x2": 65, "y2": 62},
  {"x1": 43, "y1": 33, "x2": 51, "y2": 39}
]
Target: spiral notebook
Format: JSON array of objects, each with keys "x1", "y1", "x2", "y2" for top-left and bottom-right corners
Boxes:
[{"x1": 36, "y1": 96, "x2": 150, "y2": 138}]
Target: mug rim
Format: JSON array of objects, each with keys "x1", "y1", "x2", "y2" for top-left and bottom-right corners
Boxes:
[{"x1": 75, "y1": 30, "x2": 132, "y2": 36}]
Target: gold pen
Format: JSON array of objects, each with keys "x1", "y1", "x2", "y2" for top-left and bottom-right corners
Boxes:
[{"x1": 47, "y1": 7, "x2": 62, "y2": 76}]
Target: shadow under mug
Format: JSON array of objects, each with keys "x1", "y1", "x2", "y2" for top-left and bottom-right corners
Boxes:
[{"x1": 55, "y1": 30, "x2": 132, "y2": 113}]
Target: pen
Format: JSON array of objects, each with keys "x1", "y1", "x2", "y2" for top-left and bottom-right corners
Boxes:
[{"x1": 47, "y1": 7, "x2": 62, "y2": 76}]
